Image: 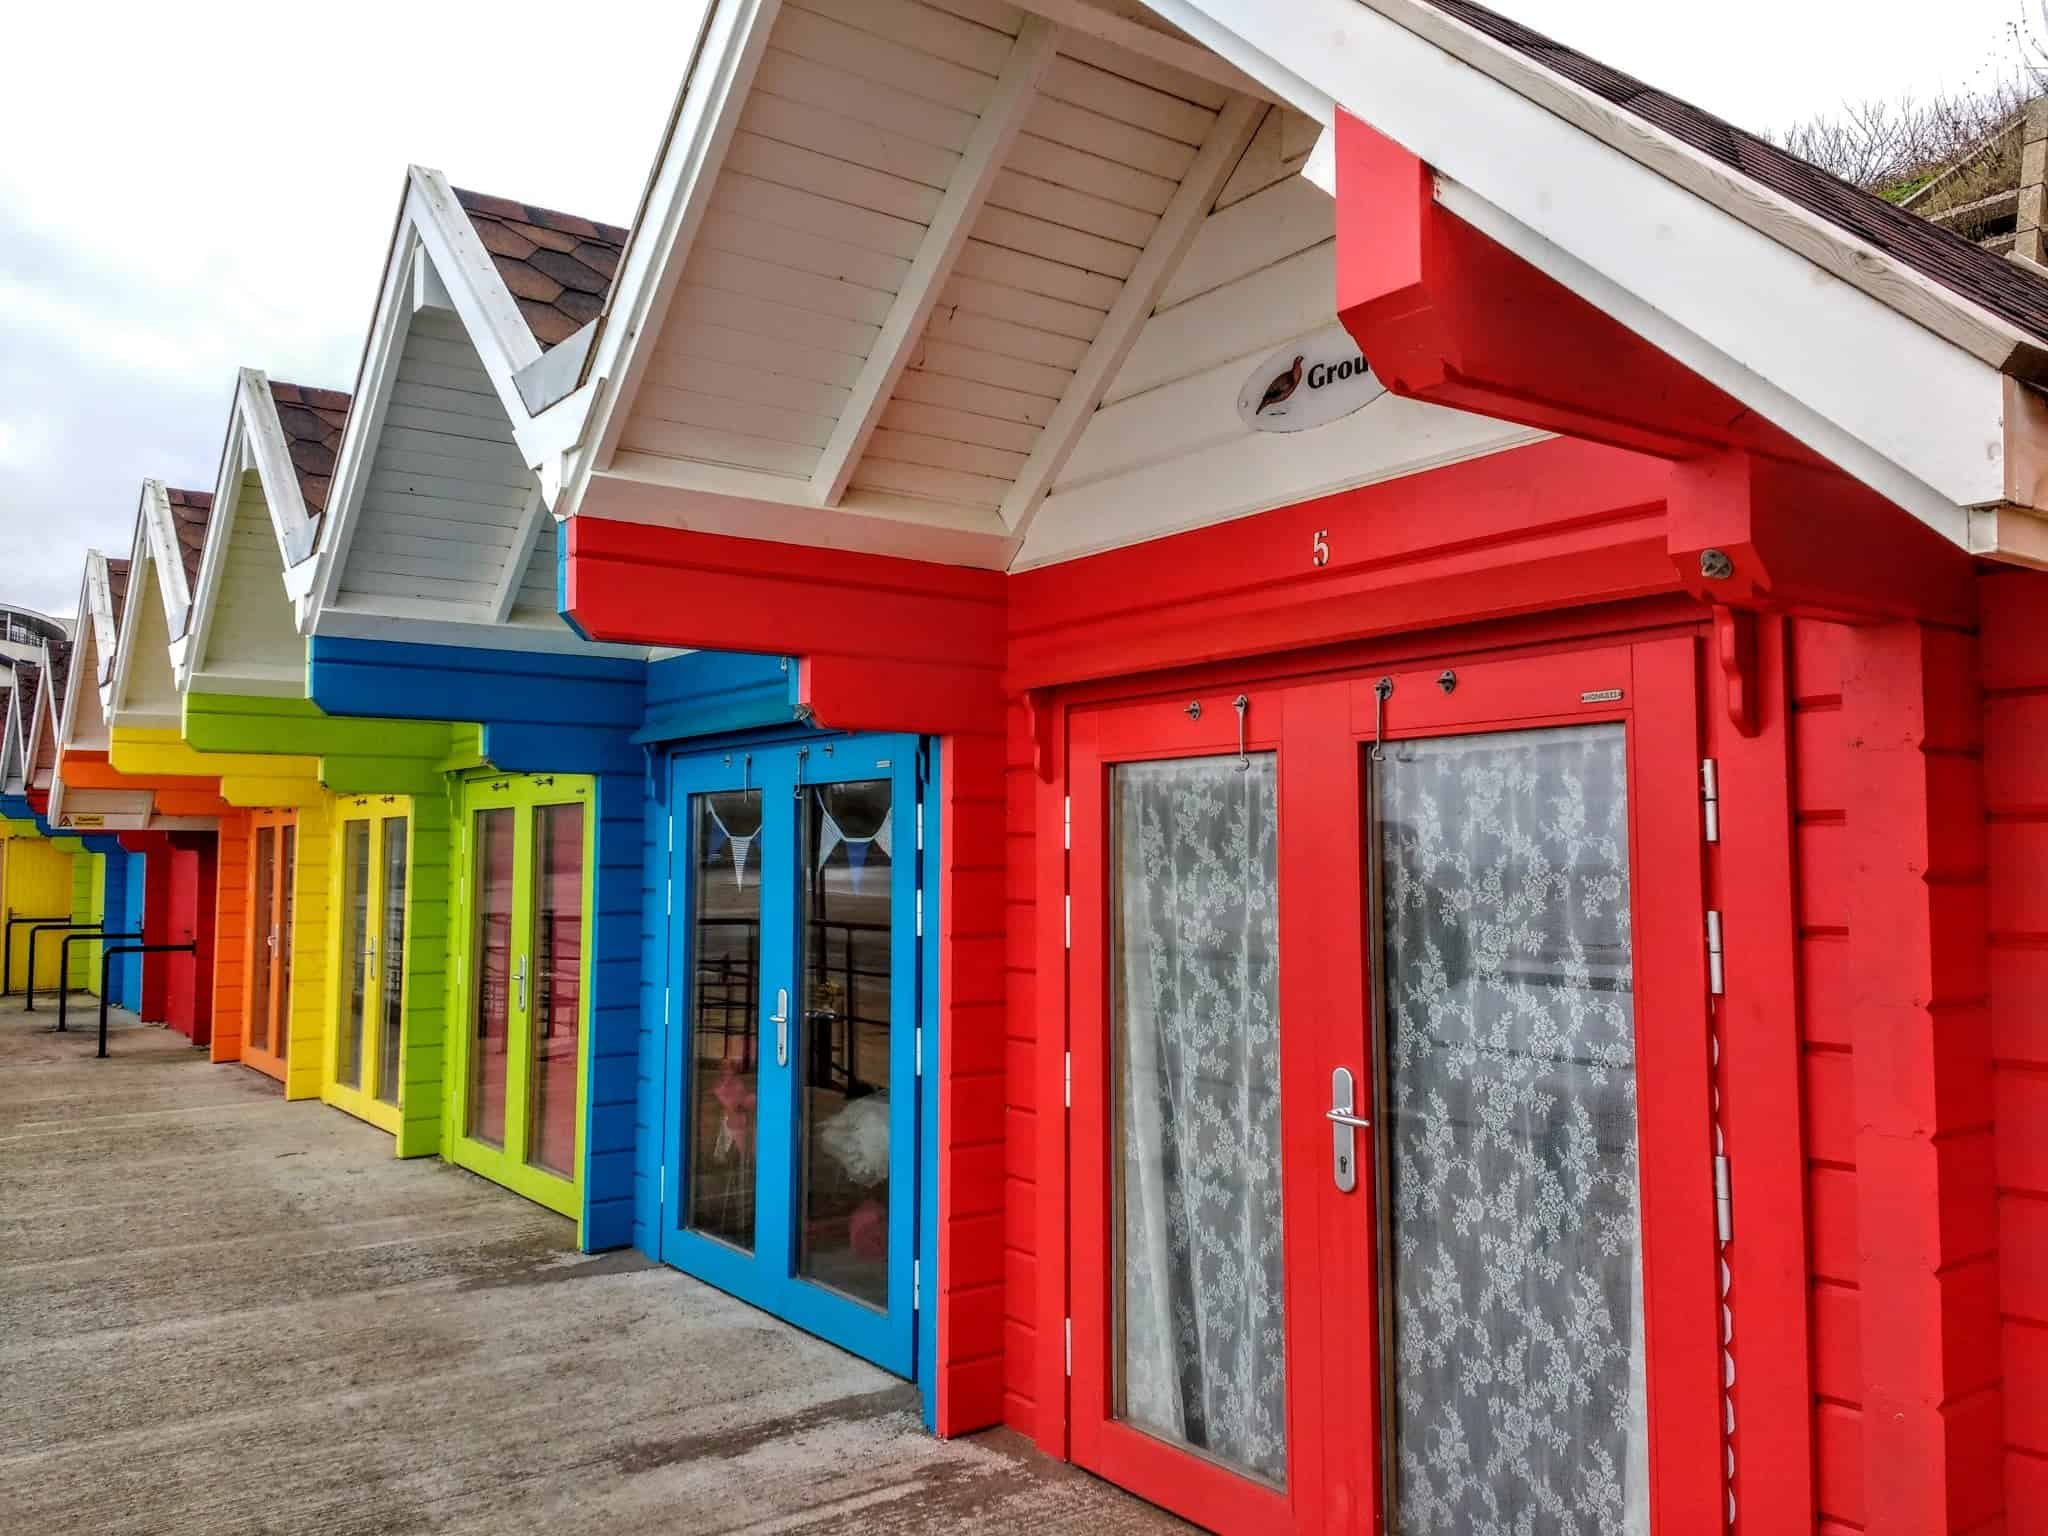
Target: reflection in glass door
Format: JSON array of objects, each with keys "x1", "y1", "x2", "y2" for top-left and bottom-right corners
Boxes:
[
  {"x1": 469, "y1": 807, "x2": 515, "y2": 1150},
  {"x1": 1373, "y1": 724, "x2": 1649, "y2": 1534},
  {"x1": 684, "y1": 788, "x2": 762, "y2": 1251},
  {"x1": 336, "y1": 819, "x2": 371, "y2": 1090},
  {"x1": 451, "y1": 776, "x2": 592, "y2": 1223},
  {"x1": 529, "y1": 803, "x2": 583, "y2": 1178},
  {"x1": 328, "y1": 800, "x2": 410, "y2": 1131},
  {"x1": 242, "y1": 811, "x2": 297, "y2": 1079},
  {"x1": 662, "y1": 740, "x2": 919, "y2": 1378}
]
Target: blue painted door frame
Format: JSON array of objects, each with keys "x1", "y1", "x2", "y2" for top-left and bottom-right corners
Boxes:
[{"x1": 659, "y1": 732, "x2": 929, "y2": 1390}]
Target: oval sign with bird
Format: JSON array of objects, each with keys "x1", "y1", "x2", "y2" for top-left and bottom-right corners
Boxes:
[{"x1": 1236, "y1": 324, "x2": 1388, "y2": 433}]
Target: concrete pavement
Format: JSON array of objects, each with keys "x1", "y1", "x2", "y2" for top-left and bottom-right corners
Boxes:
[{"x1": 0, "y1": 1000, "x2": 1193, "y2": 1534}]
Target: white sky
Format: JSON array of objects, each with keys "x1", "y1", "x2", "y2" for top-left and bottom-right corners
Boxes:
[{"x1": 0, "y1": 0, "x2": 2033, "y2": 618}]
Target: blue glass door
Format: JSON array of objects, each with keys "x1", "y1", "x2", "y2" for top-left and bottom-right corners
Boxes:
[{"x1": 661, "y1": 736, "x2": 919, "y2": 1376}]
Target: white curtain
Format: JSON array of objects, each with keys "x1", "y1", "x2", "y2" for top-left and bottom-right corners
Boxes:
[
  {"x1": 1377, "y1": 723, "x2": 1649, "y2": 1535},
  {"x1": 1113, "y1": 753, "x2": 1287, "y2": 1485}
]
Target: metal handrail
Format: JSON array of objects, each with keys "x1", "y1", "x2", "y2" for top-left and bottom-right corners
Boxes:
[
  {"x1": 3, "y1": 911, "x2": 72, "y2": 994},
  {"x1": 23, "y1": 922, "x2": 102, "y2": 1011},
  {"x1": 96, "y1": 944, "x2": 197, "y2": 1058},
  {"x1": 56, "y1": 931, "x2": 143, "y2": 1032}
]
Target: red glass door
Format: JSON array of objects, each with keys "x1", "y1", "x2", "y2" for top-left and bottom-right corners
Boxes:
[
  {"x1": 1067, "y1": 684, "x2": 1377, "y2": 1532},
  {"x1": 1064, "y1": 642, "x2": 1718, "y2": 1535}
]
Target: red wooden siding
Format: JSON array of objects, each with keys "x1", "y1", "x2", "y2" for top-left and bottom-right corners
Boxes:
[
  {"x1": 1001, "y1": 699, "x2": 1040, "y2": 1440},
  {"x1": 1795, "y1": 612, "x2": 2007, "y2": 1536},
  {"x1": 939, "y1": 725, "x2": 1011, "y2": 1431},
  {"x1": 209, "y1": 812, "x2": 251, "y2": 1063},
  {"x1": 1981, "y1": 570, "x2": 2048, "y2": 1532}
]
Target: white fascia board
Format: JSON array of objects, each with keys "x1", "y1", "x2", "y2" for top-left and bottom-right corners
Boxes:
[
  {"x1": 138, "y1": 479, "x2": 194, "y2": 643},
  {"x1": 103, "y1": 494, "x2": 157, "y2": 725},
  {"x1": 1436, "y1": 179, "x2": 1987, "y2": 545},
  {"x1": 238, "y1": 368, "x2": 320, "y2": 566},
  {"x1": 553, "y1": 0, "x2": 778, "y2": 526},
  {"x1": 182, "y1": 370, "x2": 312, "y2": 691},
  {"x1": 1143, "y1": 0, "x2": 2013, "y2": 520},
  {"x1": 407, "y1": 168, "x2": 544, "y2": 419},
  {"x1": 304, "y1": 221, "x2": 418, "y2": 634}
]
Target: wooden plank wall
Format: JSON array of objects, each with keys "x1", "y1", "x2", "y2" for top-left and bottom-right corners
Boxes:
[
  {"x1": 340, "y1": 312, "x2": 533, "y2": 611},
  {"x1": 397, "y1": 790, "x2": 453, "y2": 1159},
  {"x1": 1798, "y1": 613, "x2": 2006, "y2": 1535},
  {"x1": 1980, "y1": 570, "x2": 2048, "y2": 1529},
  {"x1": 283, "y1": 798, "x2": 334, "y2": 1101},
  {"x1": 1790, "y1": 616, "x2": 1863, "y2": 1532},
  {"x1": 199, "y1": 472, "x2": 304, "y2": 687},
  {"x1": 998, "y1": 696, "x2": 1040, "y2": 1436},
  {"x1": 209, "y1": 814, "x2": 252, "y2": 1062}
]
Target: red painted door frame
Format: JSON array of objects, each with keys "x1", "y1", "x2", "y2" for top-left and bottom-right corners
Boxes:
[{"x1": 1056, "y1": 634, "x2": 1720, "y2": 1535}]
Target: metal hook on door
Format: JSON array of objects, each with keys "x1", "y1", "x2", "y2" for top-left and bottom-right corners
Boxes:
[
  {"x1": 1370, "y1": 677, "x2": 1394, "y2": 761},
  {"x1": 793, "y1": 745, "x2": 808, "y2": 800},
  {"x1": 1232, "y1": 694, "x2": 1250, "y2": 769}
]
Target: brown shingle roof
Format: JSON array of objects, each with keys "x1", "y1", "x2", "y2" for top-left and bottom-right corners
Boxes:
[
  {"x1": 105, "y1": 557, "x2": 130, "y2": 622},
  {"x1": 1422, "y1": 0, "x2": 2048, "y2": 347},
  {"x1": 164, "y1": 488, "x2": 213, "y2": 592},
  {"x1": 453, "y1": 187, "x2": 628, "y2": 350},
  {"x1": 267, "y1": 381, "x2": 349, "y2": 519}
]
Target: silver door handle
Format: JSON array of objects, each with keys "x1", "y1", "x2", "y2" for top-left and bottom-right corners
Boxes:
[
  {"x1": 770, "y1": 988, "x2": 788, "y2": 1066},
  {"x1": 514, "y1": 954, "x2": 528, "y2": 1012},
  {"x1": 1330, "y1": 1067, "x2": 1366, "y2": 1193}
]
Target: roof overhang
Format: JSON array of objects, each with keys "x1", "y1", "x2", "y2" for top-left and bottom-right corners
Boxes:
[
  {"x1": 299, "y1": 167, "x2": 640, "y2": 660},
  {"x1": 542, "y1": 0, "x2": 2048, "y2": 576}
]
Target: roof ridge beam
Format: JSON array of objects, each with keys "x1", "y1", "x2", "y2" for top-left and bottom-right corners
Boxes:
[{"x1": 810, "y1": 14, "x2": 1062, "y2": 508}]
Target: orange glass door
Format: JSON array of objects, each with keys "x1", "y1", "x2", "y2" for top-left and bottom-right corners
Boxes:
[{"x1": 241, "y1": 810, "x2": 296, "y2": 1083}]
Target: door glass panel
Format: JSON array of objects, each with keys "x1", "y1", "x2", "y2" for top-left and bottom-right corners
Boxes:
[
  {"x1": 336, "y1": 820, "x2": 371, "y2": 1090},
  {"x1": 797, "y1": 780, "x2": 894, "y2": 1309},
  {"x1": 277, "y1": 825, "x2": 296, "y2": 1064},
  {"x1": 468, "y1": 808, "x2": 515, "y2": 1148},
  {"x1": 249, "y1": 827, "x2": 275, "y2": 1053},
  {"x1": 528, "y1": 803, "x2": 584, "y2": 1178},
  {"x1": 1111, "y1": 754, "x2": 1285, "y2": 1486},
  {"x1": 1375, "y1": 724, "x2": 1647, "y2": 1534},
  {"x1": 686, "y1": 790, "x2": 763, "y2": 1250},
  {"x1": 376, "y1": 818, "x2": 408, "y2": 1106}
]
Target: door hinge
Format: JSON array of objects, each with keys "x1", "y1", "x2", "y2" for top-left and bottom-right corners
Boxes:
[
  {"x1": 1064, "y1": 1317, "x2": 1072, "y2": 1377},
  {"x1": 1714, "y1": 1154, "x2": 1733, "y2": 1243},
  {"x1": 1701, "y1": 759, "x2": 1721, "y2": 844},
  {"x1": 915, "y1": 1024, "x2": 924, "y2": 1078},
  {"x1": 1063, "y1": 893, "x2": 1071, "y2": 949},
  {"x1": 1064, "y1": 1050, "x2": 1071, "y2": 1110},
  {"x1": 666, "y1": 817, "x2": 674, "y2": 852},
  {"x1": 916, "y1": 800, "x2": 925, "y2": 852},
  {"x1": 1063, "y1": 795, "x2": 1070, "y2": 850},
  {"x1": 664, "y1": 985, "x2": 671, "y2": 1018},
  {"x1": 913, "y1": 1257, "x2": 921, "y2": 1311},
  {"x1": 1706, "y1": 910, "x2": 1725, "y2": 996},
  {"x1": 915, "y1": 889, "x2": 924, "y2": 938},
  {"x1": 664, "y1": 878, "x2": 672, "y2": 917},
  {"x1": 659, "y1": 1164, "x2": 666, "y2": 1207}
]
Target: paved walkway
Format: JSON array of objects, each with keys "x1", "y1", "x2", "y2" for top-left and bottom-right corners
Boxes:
[{"x1": 0, "y1": 1001, "x2": 1191, "y2": 1534}]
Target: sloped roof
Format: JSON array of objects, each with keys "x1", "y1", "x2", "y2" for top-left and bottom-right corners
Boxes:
[
  {"x1": 267, "y1": 381, "x2": 350, "y2": 520},
  {"x1": 1424, "y1": 0, "x2": 2048, "y2": 343},
  {"x1": 164, "y1": 488, "x2": 214, "y2": 588},
  {"x1": 106, "y1": 556, "x2": 131, "y2": 617},
  {"x1": 453, "y1": 187, "x2": 628, "y2": 350}
]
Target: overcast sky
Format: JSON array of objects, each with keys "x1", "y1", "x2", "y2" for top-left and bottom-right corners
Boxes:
[{"x1": 0, "y1": 0, "x2": 2034, "y2": 619}]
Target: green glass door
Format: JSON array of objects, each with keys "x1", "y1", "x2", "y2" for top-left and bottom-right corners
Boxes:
[{"x1": 451, "y1": 774, "x2": 593, "y2": 1221}]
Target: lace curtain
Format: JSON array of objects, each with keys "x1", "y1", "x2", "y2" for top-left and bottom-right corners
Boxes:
[
  {"x1": 1378, "y1": 723, "x2": 1649, "y2": 1535},
  {"x1": 1113, "y1": 753, "x2": 1287, "y2": 1485}
]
